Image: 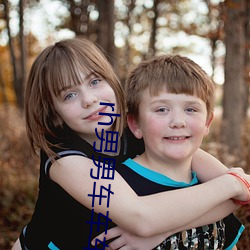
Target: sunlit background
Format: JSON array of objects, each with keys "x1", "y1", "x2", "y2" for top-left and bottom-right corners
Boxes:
[{"x1": 0, "y1": 0, "x2": 224, "y2": 84}]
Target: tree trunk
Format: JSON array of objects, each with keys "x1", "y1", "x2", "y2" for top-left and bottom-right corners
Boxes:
[
  {"x1": 0, "y1": 65, "x2": 8, "y2": 104},
  {"x1": 18, "y1": 0, "x2": 25, "y2": 110},
  {"x1": 96, "y1": 0, "x2": 115, "y2": 65},
  {"x1": 3, "y1": 0, "x2": 22, "y2": 109},
  {"x1": 68, "y1": 0, "x2": 90, "y2": 36},
  {"x1": 221, "y1": 0, "x2": 246, "y2": 155},
  {"x1": 147, "y1": 0, "x2": 159, "y2": 59},
  {"x1": 242, "y1": 0, "x2": 250, "y2": 118}
]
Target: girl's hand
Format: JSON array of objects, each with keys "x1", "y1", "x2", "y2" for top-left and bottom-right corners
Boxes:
[
  {"x1": 91, "y1": 226, "x2": 170, "y2": 250},
  {"x1": 227, "y1": 167, "x2": 250, "y2": 204},
  {"x1": 11, "y1": 239, "x2": 22, "y2": 250}
]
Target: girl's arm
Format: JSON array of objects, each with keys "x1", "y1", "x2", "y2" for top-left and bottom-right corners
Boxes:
[
  {"x1": 192, "y1": 148, "x2": 229, "y2": 182},
  {"x1": 50, "y1": 155, "x2": 249, "y2": 237},
  {"x1": 92, "y1": 200, "x2": 240, "y2": 249}
]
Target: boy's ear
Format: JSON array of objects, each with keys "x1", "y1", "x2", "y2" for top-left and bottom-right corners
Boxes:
[
  {"x1": 127, "y1": 114, "x2": 143, "y2": 139},
  {"x1": 204, "y1": 112, "x2": 214, "y2": 136}
]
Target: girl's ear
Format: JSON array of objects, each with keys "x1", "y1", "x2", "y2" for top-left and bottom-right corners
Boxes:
[{"x1": 127, "y1": 114, "x2": 143, "y2": 139}]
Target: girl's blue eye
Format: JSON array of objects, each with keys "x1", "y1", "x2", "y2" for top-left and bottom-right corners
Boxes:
[
  {"x1": 64, "y1": 92, "x2": 77, "y2": 100},
  {"x1": 90, "y1": 79, "x2": 101, "y2": 86}
]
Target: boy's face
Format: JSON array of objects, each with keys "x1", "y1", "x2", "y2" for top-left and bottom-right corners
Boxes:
[{"x1": 128, "y1": 88, "x2": 213, "y2": 165}]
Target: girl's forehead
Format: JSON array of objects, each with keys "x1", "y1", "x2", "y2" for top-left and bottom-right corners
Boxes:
[{"x1": 51, "y1": 66, "x2": 95, "y2": 96}]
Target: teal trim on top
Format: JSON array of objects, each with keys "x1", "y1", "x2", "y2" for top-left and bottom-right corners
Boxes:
[
  {"x1": 224, "y1": 225, "x2": 245, "y2": 250},
  {"x1": 48, "y1": 242, "x2": 60, "y2": 250},
  {"x1": 123, "y1": 158, "x2": 198, "y2": 187}
]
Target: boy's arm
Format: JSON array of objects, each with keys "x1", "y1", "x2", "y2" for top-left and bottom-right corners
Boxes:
[{"x1": 192, "y1": 148, "x2": 228, "y2": 182}]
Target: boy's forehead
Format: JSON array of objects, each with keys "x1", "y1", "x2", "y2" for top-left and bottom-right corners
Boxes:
[{"x1": 143, "y1": 87, "x2": 205, "y2": 103}]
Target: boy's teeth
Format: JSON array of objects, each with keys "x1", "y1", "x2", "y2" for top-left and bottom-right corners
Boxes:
[{"x1": 170, "y1": 137, "x2": 185, "y2": 140}]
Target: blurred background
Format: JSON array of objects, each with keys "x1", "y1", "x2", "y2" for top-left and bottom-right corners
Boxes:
[{"x1": 0, "y1": 0, "x2": 250, "y2": 249}]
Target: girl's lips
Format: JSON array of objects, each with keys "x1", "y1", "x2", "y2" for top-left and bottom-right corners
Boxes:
[
  {"x1": 86, "y1": 113, "x2": 101, "y2": 121},
  {"x1": 85, "y1": 106, "x2": 107, "y2": 120}
]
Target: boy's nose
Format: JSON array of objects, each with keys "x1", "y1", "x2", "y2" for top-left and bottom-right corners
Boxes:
[{"x1": 169, "y1": 114, "x2": 186, "y2": 128}]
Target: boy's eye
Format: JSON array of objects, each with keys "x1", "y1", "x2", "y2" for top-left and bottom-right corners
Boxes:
[
  {"x1": 156, "y1": 107, "x2": 169, "y2": 112},
  {"x1": 186, "y1": 107, "x2": 197, "y2": 112},
  {"x1": 64, "y1": 92, "x2": 77, "y2": 101}
]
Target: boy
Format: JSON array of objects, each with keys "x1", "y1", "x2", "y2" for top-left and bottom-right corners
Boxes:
[{"x1": 116, "y1": 54, "x2": 244, "y2": 249}]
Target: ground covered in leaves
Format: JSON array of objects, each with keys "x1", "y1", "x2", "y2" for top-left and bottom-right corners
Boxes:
[{"x1": 0, "y1": 105, "x2": 249, "y2": 249}]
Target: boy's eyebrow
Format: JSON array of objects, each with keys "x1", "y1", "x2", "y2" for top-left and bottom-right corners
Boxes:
[
  {"x1": 151, "y1": 99, "x2": 204, "y2": 106},
  {"x1": 182, "y1": 100, "x2": 204, "y2": 106}
]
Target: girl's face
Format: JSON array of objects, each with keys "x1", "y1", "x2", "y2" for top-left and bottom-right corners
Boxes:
[
  {"x1": 52, "y1": 72, "x2": 117, "y2": 145},
  {"x1": 128, "y1": 88, "x2": 213, "y2": 168}
]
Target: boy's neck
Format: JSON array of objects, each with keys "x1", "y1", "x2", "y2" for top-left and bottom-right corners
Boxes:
[{"x1": 134, "y1": 153, "x2": 193, "y2": 183}]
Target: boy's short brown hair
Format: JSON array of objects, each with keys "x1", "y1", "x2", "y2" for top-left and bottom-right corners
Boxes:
[{"x1": 126, "y1": 55, "x2": 215, "y2": 120}]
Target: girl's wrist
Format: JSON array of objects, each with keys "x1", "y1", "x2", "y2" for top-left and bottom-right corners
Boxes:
[{"x1": 227, "y1": 172, "x2": 250, "y2": 205}]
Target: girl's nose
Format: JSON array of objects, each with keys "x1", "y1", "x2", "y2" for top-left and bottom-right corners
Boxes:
[{"x1": 81, "y1": 92, "x2": 98, "y2": 108}]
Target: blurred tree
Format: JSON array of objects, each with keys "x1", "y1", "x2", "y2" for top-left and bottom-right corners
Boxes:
[
  {"x1": 0, "y1": 1, "x2": 7, "y2": 104},
  {"x1": 221, "y1": 0, "x2": 246, "y2": 155},
  {"x1": 243, "y1": 0, "x2": 250, "y2": 118},
  {"x1": 96, "y1": 0, "x2": 115, "y2": 65},
  {"x1": 19, "y1": 0, "x2": 26, "y2": 104},
  {"x1": 146, "y1": 0, "x2": 159, "y2": 59},
  {"x1": 3, "y1": 0, "x2": 19, "y2": 106},
  {"x1": 66, "y1": 0, "x2": 97, "y2": 36},
  {"x1": 0, "y1": 46, "x2": 13, "y2": 104},
  {"x1": 2, "y1": 0, "x2": 26, "y2": 110},
  {"x1": 203, "y1": 0, "x2": 224, "y2": 81},
  {"x1": 0, "y1": 59, "x2": 7, "y2": 104},
  {"x1": 65, "y1": 0, "x2": 115, "y2": 64}
]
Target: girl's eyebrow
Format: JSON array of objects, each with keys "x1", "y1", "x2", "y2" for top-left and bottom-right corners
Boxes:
[
  {"x1": 58, "y1": 72, "x2": 95, "y2": 94},
  {"x1": 58, "y1": 85, "x2": 73, "y2": 95},
  {"x1": 85, "y1": 72, "x2": 96, "y2": 80}
]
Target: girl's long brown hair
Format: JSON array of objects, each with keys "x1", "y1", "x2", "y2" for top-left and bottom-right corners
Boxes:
[{"x1": 25, "y1": 37, "x2": 125, "y2": 159}]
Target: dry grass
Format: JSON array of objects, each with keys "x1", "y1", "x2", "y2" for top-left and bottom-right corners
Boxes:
[{"x1": 0, "y1": 105, "x2": 249, "y2": 249}]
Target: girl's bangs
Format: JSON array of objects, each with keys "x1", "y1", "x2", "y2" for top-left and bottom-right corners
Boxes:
[{"x1": 46, "y1": 50, "x2": 92, "y2": 97}]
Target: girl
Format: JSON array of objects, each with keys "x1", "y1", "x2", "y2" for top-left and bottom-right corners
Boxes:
[{"x1": 12, "y1": 37, "x2": 250, "y2": 249}]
